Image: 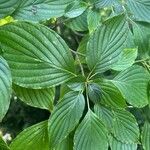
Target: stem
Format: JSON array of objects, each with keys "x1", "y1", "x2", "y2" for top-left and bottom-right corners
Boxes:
[
  {"x1": 85, "y1": 83, "x2": 90, "y2": 110},
  {"x1": 70, "y1": 49, "x2": 85, "y2": 77},
  {"x1": 70, "y1": 49, "x2": 85, "y2": 57}
]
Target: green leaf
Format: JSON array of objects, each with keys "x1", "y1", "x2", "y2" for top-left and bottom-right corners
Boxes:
[
  {"x1": 0, "y1": 136, "x2": 10, "y2": 150},
  {"x1": 0, "y1": 56, "x2": 12, "y2": 121},
  {"x1": 0, "y1": 22, "x2": 76, "y2": 89},
  {"x1": 87, "y1": 9, "x2": 101, "y2": 33},
  {"x1": 88, "y1": 83, "x2": 102, "y2": 103},
  {"x1": 65, "y1": 1, "x2": 87, "y2": 18},
  {"x1": 10, "y1": 121, "x2": 49, "y2": 150},
  {"x1": 112, "y1": 109, "x2": 139, "y2": 143},
  {"x1": 141, "y1": 122, "x2": 150, "y2": 150},
  {"x1": 0, "y1": 0, "x2": 18, "y2": 19},
  {"x1": 74, "y1": 110, "x2": 108, "y2": 150},
  {"x1": 132, "y1": 21, "x2": 150, "y2": 59},
  {"x1": 96, "y1": 80, "x2": 127, "y2": 108},
  {"x1": 13, "y1": 84, "x2": 55, "y2": 111},
  {"x1": 55, "y1": 135, "x2": 73, "y2": 150},
  {"x1": 94, "y1": 104, "x2": 113, "y2": 130},
  {"x1": 111, "y1": 65, "x2": 149, "y2": 107},
  {"x1": 48, "y1": 91, "x2": 85, "y2": 148},
  {"x1": 127, "y1": 0, "x2": 150, "y2": 22},
  {"x1": 87, "y1": 14, "x2": 128, "y2": 74},
  {"x1": 95, "y1": 0, "x2": 117, "y2": 8},
  {"x1": 77, "y1": 34, "x2": 89, "y2": 64},
  {"x1": 111, "y1": 48, "x2": 138, "y2": 71},
  {"x1": 66, "y1": 10, "x2": 88, "y2": 31},
  {"x1": 110, "y1": 136, "x2": 137, "y2": 150},
  {"x1": 12, "y1": 0, "x2": 74, "y2": 22}
]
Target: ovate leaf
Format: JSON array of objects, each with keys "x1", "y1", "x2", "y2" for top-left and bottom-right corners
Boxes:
[
  {"x1": 0, "y1": 136, "x2": 10, "y2": 150},
  {"x1": 0, "y1": 0, "x2": 18, "y2": 19},
  {"x1": 87, "y1": 9, "x2": 101, "y2": 33},
  {"x1": 65, "y1": 1, "x2": 87, "y2": 18},
  {"x1": 55, "y1": 136, "x2": 73, "y2": 150},
  {"x1": 77, "y1": 34, "x2": 89, "y2": 64},
  {"x1": 132, "y1": 21, "x2": 150, "y2": 59},
  {"x1": 87, "y1": 14, "x2": 128, "y2": 74},
  {"x1": 110, "y1": 136, "x2": 137, "y2": 150},
  {"x1": 96, "y1": 80, "x2": 127, "y2": 108},
  {"x1": 10, "y1": 121, "x2": 49, "y2": 150},
  {"x1": 94, "y1": 104, "x2": 113, "y2": 130},
  {"x1": 0, "y1": 56, "x2": 12, "y2": 121},
  {"x1": 112, "y1": 48, "x2": 138, "y2": 71},
  {"x1": 141, "y1": 122, "x2": 150, "y2": 150},
  {"x1": 111, "y1": 65, "x2": 149, "y2": 107},
  {"x1": 112, "y1": 109, "x2": 139, "y2": 143},
  {"x1": 74, "y1": 110, "x2": 108, "y2": 150},
  {"x1": 66, "y1": 10, "x2": 88, "y2": 31},
  {"x1": 13, "y1": 85, "x2": 55, "y2": 111},
  {"x1": 48, "y1": 91, "x2": 85, "y2": 148},
  {"x1": 0, "y1": 22, "x2": 76, "y2": 88},
  {"x1": 12, "y1": 0, "x2": 74, "y2": 22},
  {"x1": 127, "y1": 0, "x2": 150, "y2": 22}
]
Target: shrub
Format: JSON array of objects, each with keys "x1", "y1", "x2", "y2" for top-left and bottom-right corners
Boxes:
[{"x1": 0, "y1": 0, "x2": 150, "y2": 150}]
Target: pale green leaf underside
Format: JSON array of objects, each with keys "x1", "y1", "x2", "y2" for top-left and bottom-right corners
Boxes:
[
  {"x1": 13, "y1": 84, "x2": 55, "y2": 111},
  {"x1": 87, "y1": 14, "x2": 128, "y2": 74},
  {"x1": 111, "y1": 65, "x2": 149, "y2": 107},
  {"x1": 10, "y1": 121, "x2": 49, "y2": 150},
  {"x1": 96, "y1": 80, "x2": 127, "y2": 108},
  {"x1": 141, "y1": 122, "x2": 150, "y2": 150},
  {"x1": 0, "y1": 0, "x2": 18, "y2": 19},
  {"x1": 0, "y1": 56, "x2": 12, "y2": 121},
  {"x1": 110, "y1": 136, "x2": 137, "y2": 150},
  {"x1": 0, "y1": 136, "x2": 10, "y2": 150},
  {"x1": 48, "y1": 91, "x2": 85, "y2": 148},
  {"x1": 0, "y1": 22, "x2": 76, "y2": 89},
  {"x1": 74, "y1": 110, "x2": 108, "y2": 150},
  {"x1": 112, "y1": 109, "x2": 139, "y2": 143},
  {"x1": 12, "y1": 0, "x2": 74, "y2": 21},
  {"x1": 127, "y1": 0, "x2": 150, "y2": 22}
]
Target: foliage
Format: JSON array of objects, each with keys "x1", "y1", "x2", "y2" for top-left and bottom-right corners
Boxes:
[{"x1": 0, "y1": 0, "x2": 150, "y2": 150}]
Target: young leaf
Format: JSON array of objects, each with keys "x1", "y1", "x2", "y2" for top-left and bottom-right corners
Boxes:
[
  {"x1": 65, "y1": 1, "x2": 87, "y2": 18},
  {"x1": 0, "y1": 22, "x2": 76, "y2": 89},
  {"x1": 10, "y1": 121, "x2": 49, "y2": 150},
  {"x1": 12, "y1": 0, "x2": 74, "y2": 22},
  {"x1": 94, "y1": 104, "x2": 114, "y2": 130},
  {"x1": 74, "y1": 110, "x2": 108, "y2": 150},
  {"x1": 112, "y1": 109, "x2": 139, "y2": 143},
  {"x1": 127, "y1": 0, "x2": 150, "y2": 22},
  {"x1": 141, "y1": 122, "x2": 150, "y2": 150},
  {"x1": 87, "y1": 14, "x2": 128, "y2": 74},
  {"x1": 96, "y1": 80, "x2": 127, "y2": 108},
  {"x1": 111, "y1": 65, "x2": 149, "y2": 107},
  {"x1": 48, "y1": 91, "x2": 85, "y2": 148},
  {"x1": 132, "y1": 21, "x2": 150, "y2": 59},
  {"x1": 77, "y1": 35, "x2": 89, "y2": 64},
  {"x1": 88, "y1": 83, "x2": 102, "y2": 103},
  {"x1": 110, "y1": 136, "x2": 137, "y2": 150},
  {"x1": 111, "y1": 48, "x2": 138, "y2": 71},
  {"x1": 13, "y1": 85, "x2": 55, "y2": 111},
  {"x1": 87, "y1": 9, "x2": 101, "y2": 33},
  {"x1": 0, "y1": 0, "x2": 18, "y2": 19},
  {"x1": 66, "y1": 10, "x2": 88, "y2": 31},
  {"x1": 0, "y1": 56, "x2": 12, "y2": 121},
  {"x1": 0, "y1": 136, "x2": 10, "y2": 150}
]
